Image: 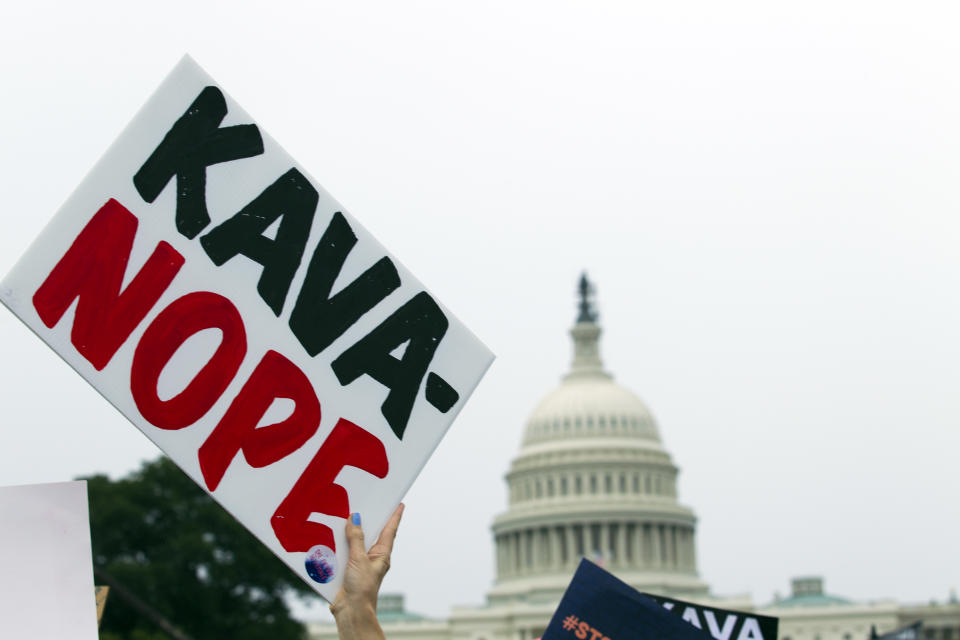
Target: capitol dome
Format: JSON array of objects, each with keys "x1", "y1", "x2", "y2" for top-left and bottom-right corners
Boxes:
[
  {"x1": 488, "y1": 275, "x2": 708, "y2": 605},
  {"x1": 522, "y1": 378, "x2": 661, "y2": 446}
]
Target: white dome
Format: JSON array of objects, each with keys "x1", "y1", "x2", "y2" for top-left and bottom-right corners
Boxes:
[
  {"x1": 521, "y1": 310, "x2": 662, "y2": 446},
  {"x1": 523, "y1": 377, "x2": 661, "y2": 445}
]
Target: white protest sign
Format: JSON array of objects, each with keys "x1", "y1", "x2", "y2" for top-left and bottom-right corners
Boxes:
[
  {"x1": 0, "y1": 481, "x2": 99, "y2": 639},
  {"x1": 0, "y1": 56, "x2": 493, "y2": 600}
]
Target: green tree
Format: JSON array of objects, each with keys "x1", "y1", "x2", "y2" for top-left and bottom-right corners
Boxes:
[{"x1": 84, "y1": 457, "x2": 318, "y2": 640}]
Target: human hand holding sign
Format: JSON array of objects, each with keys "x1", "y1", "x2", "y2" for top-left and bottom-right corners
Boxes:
[{"x1": 331, "y1": 503, "x2": 405, "y2": 640}]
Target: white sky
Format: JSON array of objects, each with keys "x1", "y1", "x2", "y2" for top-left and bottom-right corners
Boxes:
[{"x1": 1, "y1": 0, "x2": 958, "y2": 622}]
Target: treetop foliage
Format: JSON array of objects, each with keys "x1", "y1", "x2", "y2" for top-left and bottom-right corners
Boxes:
[{"x1": 84, "y1": 456, "x2": 319, "y2": 640}]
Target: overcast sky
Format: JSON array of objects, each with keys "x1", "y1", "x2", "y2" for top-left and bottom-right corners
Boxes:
[{"x1": 2, "y1": 0, "x2": 958, "y2": 622}]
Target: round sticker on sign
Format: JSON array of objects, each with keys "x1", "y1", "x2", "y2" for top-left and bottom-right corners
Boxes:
[{"x1": 305, "y1": 544, "x2": 337, "y2": 583}]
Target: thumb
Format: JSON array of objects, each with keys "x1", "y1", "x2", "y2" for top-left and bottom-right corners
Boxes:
[{"x1": 345, "y1": 512, "x2": 366, "y2": 562}]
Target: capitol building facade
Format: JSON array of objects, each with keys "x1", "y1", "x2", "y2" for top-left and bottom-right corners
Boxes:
[{"x1": 310, "y1": 278, "x2": 959, "y2": 640}]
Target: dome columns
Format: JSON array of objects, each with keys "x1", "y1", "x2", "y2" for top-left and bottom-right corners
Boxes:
[
  {"x1": 505, "y1": 460, "x2": 681, "y2": 507},
  {"x1": 493, "y1": 520, "x2": 698, "y2": 579}
]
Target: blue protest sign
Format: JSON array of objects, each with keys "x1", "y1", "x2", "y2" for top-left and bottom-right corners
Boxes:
[{"x1": 542, "y1": 560, "x2": 709, "y2": 640}]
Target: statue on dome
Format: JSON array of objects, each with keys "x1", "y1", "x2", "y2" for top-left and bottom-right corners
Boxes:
[{"x1": 577, "y1": 272, "x2": 598, "y2": 323}]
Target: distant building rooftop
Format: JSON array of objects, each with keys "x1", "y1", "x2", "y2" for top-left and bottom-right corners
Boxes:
[
  {"x1": 377, "y1": 594, "x2": 427, "y2": 623},
  {"x1": 772, "y1": 577, "x2": 852, "y2": 608}
]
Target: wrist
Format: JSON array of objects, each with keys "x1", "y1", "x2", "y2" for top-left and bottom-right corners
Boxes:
[{"x1": 333, "y1": 601, "x2": 384, "y2": 640}]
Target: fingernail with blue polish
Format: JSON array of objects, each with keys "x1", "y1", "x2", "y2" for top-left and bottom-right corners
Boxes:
[{"x1": 351, "y1": 512, "x2": 361, "y2": 526}]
